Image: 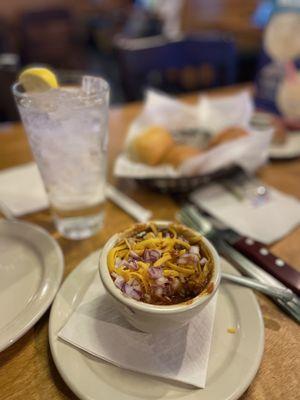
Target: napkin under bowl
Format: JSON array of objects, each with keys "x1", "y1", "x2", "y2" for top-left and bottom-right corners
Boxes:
[{"x1": 59, "y1": 269, "x2": 218, "y2": 388}]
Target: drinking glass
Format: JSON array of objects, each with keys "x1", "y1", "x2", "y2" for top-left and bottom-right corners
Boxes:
[{"x1": 13, "y1": 73, "x2": 109, "y2": 239}]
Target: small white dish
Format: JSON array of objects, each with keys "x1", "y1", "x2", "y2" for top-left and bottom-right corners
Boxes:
[
  {"x1": 269, "y1": 131, "x2": 300, "y2": 159},
  {"x1": 99, "y1": 221, "x2": 220, "y2": 333},
  {"x1": 0, "y1": 219, "x2": 64, "y2": 352},
  {"x1": 49, "y1": 251, "x2": 264, "y2": 400}
]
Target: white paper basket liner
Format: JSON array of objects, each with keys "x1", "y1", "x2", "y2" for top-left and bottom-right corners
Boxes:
[{"x1": 114, "y1": 90, "x2": 273, "y2": 179}]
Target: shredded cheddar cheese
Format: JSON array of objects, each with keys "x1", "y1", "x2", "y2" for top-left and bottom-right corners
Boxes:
[{"x1": 107, "y1": 222, "x2": 214, "y2": 305}]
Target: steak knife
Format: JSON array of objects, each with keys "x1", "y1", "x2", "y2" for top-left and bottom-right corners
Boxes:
[
  {"x1": 190, "y1": 202, "x2": 300, "y2": 296},
  {"x1": 178, "y1": 205, "x2": 300, "y2": 323}
]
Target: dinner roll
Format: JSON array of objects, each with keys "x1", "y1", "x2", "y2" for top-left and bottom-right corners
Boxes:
[
  {"x1": 162, "y1": 144, "x2": 202, "y2": 167},
  {"x1": 208, "y1": 127, "x2": 248, "y2": 148},
  {"x1": 129, "y1": 126, "x2": 174, "y2": 166}
]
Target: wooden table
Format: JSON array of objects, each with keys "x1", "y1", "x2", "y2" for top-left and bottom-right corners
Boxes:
[{"x1": 0, "y1": 86, "x2": 299, "y2": 400}]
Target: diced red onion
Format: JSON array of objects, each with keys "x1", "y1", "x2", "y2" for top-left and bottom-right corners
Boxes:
[
  {"x1": 129, "y1": 250, "x2": 141, "y2": 260},
  {"x1": 190, "y1": 245, "x2": 199, "y2": 255},
  {"x1": 156, "y1": 276, "x2": 169, "y2": 285},
  {"x1": 121, "y1": 259, "x2": 138, "y2": 270},
  {"x1": 121, "y1": 260, "x2": 131, "y2": 268},
  {"x1": 178, "y1": 255, "x2": 189, "y2": 264},
  {"x1": 143, "y1": 249, "x2": 161, "y2": 263},
  {"x1": 177, "y1": 253, "x2": 191, "y2": 264},
  {"x1": 200, "y1": 257, "x2": 208, "y2": 266},
  {"x1": 115, "y1": 257, "x2": 122, "y2": 268},
  {"x1": 179, "y1": 253, "x2": 191, "y2": 258},
  {"x1": 114, "y1": 275, "x2": 125, "y2": 290},
  {"x1": 131, "y1": 279, "x2": 141, "y2": 291},
  {"x1": 148, "y1": 266, "x2": 163, "y2": 279},
  {"x1": 129, "y1": 259, "x2": 139, "y2": 270},
  {"x1": 124, "y1": 283, "x2": 141, "y2": 300},
  {"x1": 171, "y1": 277, "x2": 180, "y2": 290},
  {"x1": 178, "y1": 253, "x2": 198, "y2": 265}
]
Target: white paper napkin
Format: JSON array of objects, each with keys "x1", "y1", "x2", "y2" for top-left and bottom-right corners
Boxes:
[
  {"x1": 0, "y1": 162, "x2": 49, "y2": 216},
  {"x1": 59, "y1": 272, "x2": 218, "y2": 388},
  {"x1": 0, "y1": 162, "x2": 152, "y2": 221},
  {"x1": 191, "y1": 183, "x2": 300, "y2": 244},
  {"x1": 197, "y1": 91, "x2": 254, "y2": 133}
]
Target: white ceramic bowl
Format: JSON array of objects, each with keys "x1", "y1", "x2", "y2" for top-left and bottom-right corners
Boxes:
[{"x1": 99, "y1": 221, "x2": 221, "y2": 333}]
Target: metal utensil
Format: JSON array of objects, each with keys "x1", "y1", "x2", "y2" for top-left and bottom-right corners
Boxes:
[
  {"x1": 177, "y1": 205, "x2": 300, "y2": 323},
  {"x1": 221, "y1": 272, "x2": 293, "y2": 301},
  {"x1": 188, "y1": 205, "x2": 300, "y2": 295},
  {"x1": 177, "y1": 207, "x2": 293, "y2": 301}
]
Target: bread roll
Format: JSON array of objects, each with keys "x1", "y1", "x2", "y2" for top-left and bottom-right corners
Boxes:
[
  {"x1": 162, "y1": 144, "x2": 202, "y2": 167},
  {"x1": 129, "y1": 126, "x2": 174, "y2": 166},
  {"x1": 208, "y1": 127, "x2": 248, "y2": 148}
]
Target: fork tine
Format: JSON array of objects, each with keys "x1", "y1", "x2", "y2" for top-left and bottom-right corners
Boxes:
[
  {"x1": 177, "y1": 209, "x2": 201, "y2": 233},
  {"x1": 183, "y1": 205, "x2": 213, "y2": 236}
]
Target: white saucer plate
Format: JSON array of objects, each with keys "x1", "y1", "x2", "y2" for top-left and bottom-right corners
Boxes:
[
  {"x1": 49, "y1": 251, "x2": 264, "y2": 400},
  {"x1": 0, "y1": 220, "x2": 64, "y2": 352},
  {"x1": 270, "y1": 132, "x2": 300, "y2": 159}
]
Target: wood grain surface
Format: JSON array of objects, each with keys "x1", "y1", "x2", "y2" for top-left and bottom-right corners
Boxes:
[{"x1": 0, "y1": 86, "x2": 299, "y2": 400}]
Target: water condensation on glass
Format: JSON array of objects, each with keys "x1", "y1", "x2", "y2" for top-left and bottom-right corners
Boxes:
[{"x1": 18, "y1": 85, "x2": 108, "y2": 211}]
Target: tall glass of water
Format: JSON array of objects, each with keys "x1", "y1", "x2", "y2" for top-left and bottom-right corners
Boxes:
[{"x1": 13, "y1": 73, "x2": 109, "y2": 239}]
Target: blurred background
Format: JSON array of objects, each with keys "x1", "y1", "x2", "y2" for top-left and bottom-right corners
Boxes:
[{"x1": 0, "y1": 0, "x2": 276, "y2": 121}]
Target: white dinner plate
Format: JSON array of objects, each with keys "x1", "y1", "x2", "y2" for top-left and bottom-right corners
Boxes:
[
  {"x1": 269, "y1": 131, "x2": 300, "y2": 159},
  {"x1": 49, "y1": 251, "x2": 264, "y2": 400},
  {"x1": 0, "y1": 219, "x2": 64, "y2": 352}
]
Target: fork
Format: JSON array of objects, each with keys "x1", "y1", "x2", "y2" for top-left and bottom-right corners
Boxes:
[
  {"x1": 177, "y1": 207, "x2": 293, "y2": 301},
  {"x1": 177, "y1": 205, "x2": 300, "y2": 323}
]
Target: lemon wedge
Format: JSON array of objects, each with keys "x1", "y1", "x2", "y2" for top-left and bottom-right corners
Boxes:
[{"x1": 19, "y1": 67, "x2": 58, "y2": 92}]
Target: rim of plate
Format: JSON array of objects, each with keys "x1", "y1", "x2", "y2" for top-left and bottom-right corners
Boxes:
[
  {"x1": 49, "y1": 251, "x2": 264, "y2": 400},
  {"x1": 0, "y1": 219, "x2": 64, "y2": 352},
  {"x1": 269, "y1": 132, "x2": 300, "y2": 159}
]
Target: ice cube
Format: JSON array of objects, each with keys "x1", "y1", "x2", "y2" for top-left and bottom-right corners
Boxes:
[
  {"x1": 30, "y1": 88, "x2": 62, "y2": 113},
  {"x1": 82, "y1": 75, "x2": 109, "y2": 98}
]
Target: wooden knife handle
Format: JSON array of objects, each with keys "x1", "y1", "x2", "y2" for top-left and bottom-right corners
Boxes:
[{"x1": 233, "y1": 237, "x2": 300, "y2": 295}]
